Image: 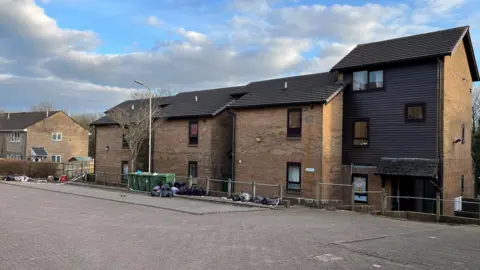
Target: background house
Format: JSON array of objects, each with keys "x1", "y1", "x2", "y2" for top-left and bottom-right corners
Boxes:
[{"x1": 0, "y1": 111, "x2": 89, "y2": 163}]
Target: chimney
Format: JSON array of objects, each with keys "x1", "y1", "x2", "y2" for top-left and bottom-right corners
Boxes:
[
  {"x1": 283, "y1": 81, "x2": 288, "y2": 90},
  {"x1": 195, "y1": 96, "x2": 198, "y2": 102},
  {"x1": 7, "y1": 113, "x2": 10, "y2": 120},
  {"x1": 131, "y1": 104, "x2": 135, "y2": 110},
  {"x1": 46, "y1": 111, "x2": 49, "y2": 117}
]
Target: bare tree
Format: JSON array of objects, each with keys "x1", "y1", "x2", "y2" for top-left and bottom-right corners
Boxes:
[
  {"x1": 130, "y1": 88, "x2": 177, "y2": 100},
  {"x1": 473, "y1": 86, "x2": 480, "y2": 132},
  {"x1": 72, "y1": 113, "x2": 103, "y2": 158},
  {"x1": 107, "y1": 102, "x2": 164, "y2": 171},
  {"x1": 30, "y1": 101, "x2": 56, "y2": 112}
]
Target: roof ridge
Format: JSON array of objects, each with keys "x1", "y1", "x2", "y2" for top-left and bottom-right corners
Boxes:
[
  {"x1": 176, "y1": 85, "x2": 243, "y2": 94},
  {"x1": 357, "y1": 26, "x2": 469, "y2": 47},
  {"x1": 249, "y1": 72, "x2": 331, "y2": 84}
]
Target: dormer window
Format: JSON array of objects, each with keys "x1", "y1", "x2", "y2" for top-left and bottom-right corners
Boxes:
[{"x1": 353, "y1": 70, "x2": 384, "y2": 91}]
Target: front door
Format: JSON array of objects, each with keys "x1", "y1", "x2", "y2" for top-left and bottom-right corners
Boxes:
[{"x1": 121, "y1": 161, "x2": 129, "y2": 183}]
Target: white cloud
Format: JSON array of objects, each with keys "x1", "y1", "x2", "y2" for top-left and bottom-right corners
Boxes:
[
  {"x1": 175, "y1": 28, "x2": 209, "y2": 44},
  {"x1": 145, "y1": 15, "x2": 163, "y2": 27},
  {"x1": 231, "y1": 0, "x2": 271, "y2": 15},
  {"x1": 412, "y1": 0, "x2": 467, "y2": 24},
  {"x1": 0, "y1": 0, "x2": 470, "y2": 113}
]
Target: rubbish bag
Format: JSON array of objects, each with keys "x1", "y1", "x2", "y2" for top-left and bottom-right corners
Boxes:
[
  {"x1": 151, "y1": 190, "x2": 161, "y2": 197},
  {"x1": 232, "y1": 194, "x2": 242, "y2": 201},
  {"x1": 171, "y1": 186, "x2": 179, "y2": 195},
  {"x1": 161, "y1": 190, "x2": 173, "y2": 197},
  {"x1": 253, "y1": 196, "x2": 264, "y2": 204},
  {"x1": 239, "y1": 192, "x2": 251, "y2": 202},
  {"x1": 263, "y1": 197, "x2": 280, "y2": 206}
]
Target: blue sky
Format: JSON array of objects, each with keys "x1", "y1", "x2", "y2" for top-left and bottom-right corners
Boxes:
[{"x1": 0, "y1": 0, "x2": 479, "y2": 112}]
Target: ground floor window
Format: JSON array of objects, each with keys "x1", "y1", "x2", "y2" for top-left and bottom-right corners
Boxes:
[
  {"x1": 287, "y1": 162, "x2": 301, "y2": 191},
  {"x1": 188, "y1": 161, "x2": 198, "y2": 178},
  {"x1": 352, "y1": 174, "x2": 368, "y2": 203},
  {"x1": 51, "y1": 155, "x2": 62, "y2": 163}
]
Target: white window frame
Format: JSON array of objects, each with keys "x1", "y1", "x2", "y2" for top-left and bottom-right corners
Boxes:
[
  {"x1": 10, "y1": 132, "x2": 20, "y2": 142},
  {"x1": 51, "y1": 132, "x2": 63, "y2": 141},
  {"x1": 15, "y1": 155, "x2": 21, "y2": 160},
  {"x1": 51, "y1": 155, "x2": 62, "y2": 163}
]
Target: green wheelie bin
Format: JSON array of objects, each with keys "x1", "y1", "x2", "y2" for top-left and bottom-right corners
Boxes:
[
  {"x1": 138, "y1": 172, "x2": 153, "y2": 192},
  {"x1": 149, "y1": 173, "x2": 176, "y2": 191},
  {"x1": 128, "y1": 173, "x2": 139, "y2": 191}
]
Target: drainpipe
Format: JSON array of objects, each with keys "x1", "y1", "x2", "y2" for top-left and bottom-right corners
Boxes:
[
  {"x1": 226, "y1": 109, "x2": 236, "y2": 184},
  {"x1": 436, "y1": 57, "x2": 444, "y2": 212}
]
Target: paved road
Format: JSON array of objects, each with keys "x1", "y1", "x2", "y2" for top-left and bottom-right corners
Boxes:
[{"x1": 1, "y1": 183, "x2": 480, "y2": 270}]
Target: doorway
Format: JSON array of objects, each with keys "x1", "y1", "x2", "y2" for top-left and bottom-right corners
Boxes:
[{"x1": 121, "y1": 161, "x2": 129, "y2": 183}]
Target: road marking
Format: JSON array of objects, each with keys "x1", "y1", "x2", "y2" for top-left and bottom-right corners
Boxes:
[{"x1": 315, "y1": 254, "x2": 344, "y2": 262}]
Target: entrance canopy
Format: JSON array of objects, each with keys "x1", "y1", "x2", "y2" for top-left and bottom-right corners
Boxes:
[
  {"x1": 376, "y1": 157, "x2": 438, "y2": 178},
  {"x1": 31, "y1": 147, "x2": 48, "y2": 157}
]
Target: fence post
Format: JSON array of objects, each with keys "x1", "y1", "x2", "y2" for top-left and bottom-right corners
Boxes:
[
  {"x1": 381, "y1": 188, "x2": 386, "y2": 215},
  {"x1": 252, "y1": 181, "x2": 256, "y2": 198},
  {"x1": 189, "y1": 175, "x2": 193, "y2": 188},
  {"x1": 205, "y1": 177, "x2": 210, "y2": 196},
  {"x1": 279, "y1": 184, "x2": 283, "y2": 199},
  {"x1": 117, "y1": 173, "x2": 120, "y2": 186},
  {"x1": 81, "y1": 162, "x2": 84, "y2": 174},
  {"x1": 315, "y1": 181, "x2": 320, "y2": 207},
  {"x1": 104, "y1": 172, "x2": 107, "y2": 186},
  {"x1": 351, "y1": 185, "x2": 355, "y2": 212},
  {"x1": 227, "y1": 178, "x2": 232, "y2": 198},
  {"x1": 436, "y1": 194, "x2": 441, "y2": 222}
]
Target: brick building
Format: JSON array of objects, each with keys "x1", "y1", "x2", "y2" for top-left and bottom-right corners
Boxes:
[
  {"x1": 0, "y1": 111, "x2": 89, "y2": 162},
  {"x1": 92, "y1": 26, "x2": 478, "y2": 215}
]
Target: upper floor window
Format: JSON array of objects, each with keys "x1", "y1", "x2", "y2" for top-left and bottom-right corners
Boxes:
[
  {"x1": 189, "y1": 120, "x2": 198, "y2": 145},
  {"x1": 405, "y1": 103, "x2": 425, "y2": 122},
  {"x1": 353, "y1": 119, "x2": 369, "y2": 146},
  {"x1": 51, "y1": 132, "x2": 63, "y2": 141},
  {"x1": 287, "y1": 108, "x2": 302, "y2": 138},
  {"x1": 353, "y1": 70, "x2": 384, "y2": 91},
  {"x1": 11, "y1": 132, "x2": 20, "y2": 142},
  {"x1": 122, "y1": 133, "x2": 129, "y2": 148}
]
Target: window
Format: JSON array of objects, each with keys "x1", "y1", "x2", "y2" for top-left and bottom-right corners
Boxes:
[
  {"x1": 353, "y1": 70, "x2": 384, "y2": 91},
  {"x1": 352, "y1": 174, "x2": 368, "y2": 203},
  {"x1": 287, "y1": 108, "x2": 302, "y2": 137},
  {"x1": 6, "y1": 154, "x2": 13, "y2": 159},
  {"x1": 189, "y1": 120, "x2": 198, "y2": 145},
  {"x1": 462, "y1": 123, "x2": 465, "y2": 144},
  {"x1": 51, "y1": 132, "x2": 63, "y2": 141},
  {"x1": 405, "y1": 103, "x2": 425, "y2": 122},
  {"x1": 51, "y1": 155, "x2": 61, "y2": 163},
  {"x1": 122, "y1": 133, "x2": 129, "y2": 148},
  {"x1": 10, "y1": 132, "x2": 20, "y2": 142},
  {"x1": 188, "y1": 161, "x2": 198, "y2": 178},
  {"x1": 353, "y1": 119, "x2": 369, "y2": 146},
  {"x1": 16, "y1": 155, "x2": 21, "y2": 160},
  {"x1": 286, "y1": 162, "x2": 301, "y2": 191},
  {"x1": 461, "y1": 175, "x2": 464, "y2": 195}
]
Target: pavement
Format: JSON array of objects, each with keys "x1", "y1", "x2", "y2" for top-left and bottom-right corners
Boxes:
[{"x1": 1, "y1": 182, "x2": 480, "y2": 270}]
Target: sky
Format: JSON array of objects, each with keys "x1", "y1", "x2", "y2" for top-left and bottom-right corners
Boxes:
[{"x1": 1, "y1": 0, "x2": 479, "y2": 113}]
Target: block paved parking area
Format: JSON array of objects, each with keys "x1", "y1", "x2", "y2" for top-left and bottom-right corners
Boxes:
[{"x1": 1, "y1": 183, "x2": 480, "y2": 270}]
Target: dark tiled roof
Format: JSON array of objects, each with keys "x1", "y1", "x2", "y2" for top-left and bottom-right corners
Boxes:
[
  {"x1": 376, "y1": 157, "x2": 438, "y2": 178},
  {"x1": 0, "y1": 111, "x2": 60, "y2": 130},
  {"x1": 91, "y1": 86, "x2": 242, "y2": 126},
  {"x1": 331, "y1": 26, "x2": 478, "y2": 78},
  {"x1": 162, "y1": 86, "x2": 241, "y2": 118},
  {"x1": 229, "y1": 72, "x2": 346, "y2": 108},
  {"x1": 31, "y1": 147, "x2": 48, "y2": 157}
]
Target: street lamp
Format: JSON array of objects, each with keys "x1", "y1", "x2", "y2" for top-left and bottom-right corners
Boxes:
[{"x1": 134, "y1": 79, "x2": 152, "y2": 173}]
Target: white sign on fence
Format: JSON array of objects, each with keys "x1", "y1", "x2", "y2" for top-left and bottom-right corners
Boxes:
[{"x1": 306, "y1": 168, "x2": 315, "y2": 172}]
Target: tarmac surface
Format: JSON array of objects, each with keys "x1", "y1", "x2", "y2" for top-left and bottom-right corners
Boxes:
[{"x1": 1, "y1": 182, "x2": 479, "y2": 270}]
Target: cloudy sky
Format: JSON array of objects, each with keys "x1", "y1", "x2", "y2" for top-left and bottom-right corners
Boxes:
[{"x1": 1, "y1": 0, "x2": 479, "y2": 113}]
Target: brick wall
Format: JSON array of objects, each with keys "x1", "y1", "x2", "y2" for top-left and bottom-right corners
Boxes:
[
  {"x1": 442, "y1": 39, "x2": 474, "y2": 215},
  {"x1": 26, "y1": 112, "x2": 89, "y2": 163},
  {"x1": 154, "y1": 112, "x2": 233, "y2": 183},
  {"x1": 233, "y1": 104, "x2": 324, "y2": 199},
  {"x1": 94, "y1": 125, "x2": 130, "y2": 183},
  {"x1": 321, "y1": 92, "x2": 344, "y2": 200}
]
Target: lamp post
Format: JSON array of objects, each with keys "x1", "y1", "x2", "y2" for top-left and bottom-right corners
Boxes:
[{"x1": 134, "y1": 80, "x2": 152, "y2": 173}]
